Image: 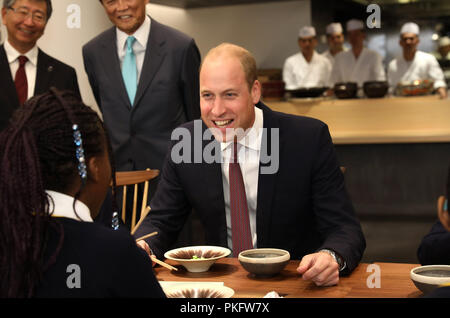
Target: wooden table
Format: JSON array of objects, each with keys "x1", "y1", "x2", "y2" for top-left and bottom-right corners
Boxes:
[
  {"x1": 266, "y1": 95, "x2": 450, "y2": 145},
  {"x1": 155, "y1": 258, "x2": 422, "y2": 298}
]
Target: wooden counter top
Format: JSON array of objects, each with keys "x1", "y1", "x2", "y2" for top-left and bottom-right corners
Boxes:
[
  {"x1": 265, "y1": 95, "x2": 450, "y2": 145},
  {"x1": 155, "y1": 258, "x2": 422, "y2": 298}
]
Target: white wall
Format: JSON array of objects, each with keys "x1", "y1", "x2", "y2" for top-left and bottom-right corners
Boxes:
[
  {"x1": 147, "y1": 0, "x2": 311, "y2": 69},
  {"x1": 1, "y1": 0, "x2": 311, "y2": 113}
]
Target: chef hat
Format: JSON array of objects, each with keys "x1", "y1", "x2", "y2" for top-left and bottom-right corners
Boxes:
[
  {"x1": 346, "y1": 19, "x2": 364, "y2": 32},
  {"x1": 298, "y1": 26, "x2": 316, "y2": 38},
  {"x1": 439, "y1": 36, "x2": 450, "y2": 47},
  {"x1": 400, "y1": 22, "x2": 420, "y2": 35},
  {"x1": 326, "y1": 23, "x2": 343, "y2": 35}
]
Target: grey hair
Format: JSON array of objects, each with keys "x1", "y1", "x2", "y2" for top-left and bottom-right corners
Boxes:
[{"x1": 3, "y1": 0, "x2": 52, "y2": 20}]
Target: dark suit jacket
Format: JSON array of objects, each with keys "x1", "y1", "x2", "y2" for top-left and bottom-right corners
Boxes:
[
  {"x1": 0, "y1": 45, "x2": 80, "y2": 130},
  {"x1": 82, "y1": 17, "x2": 201, "y2": 174},
  {"x1": 135, "y1": 102, "x2": 366, "y2": 275},
  {"x1": 35, "y1": 217, "x2": 165, "y2": 298},
  {"x1": 417, "y1": 221, "x2": 450, "y2": 265}
]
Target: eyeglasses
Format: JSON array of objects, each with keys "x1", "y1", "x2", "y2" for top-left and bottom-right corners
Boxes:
[{"x1": 7, "y1": 6, "x2": 47, "y2": 24}]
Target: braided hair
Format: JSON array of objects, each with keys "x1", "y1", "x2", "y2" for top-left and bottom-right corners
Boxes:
[{"x1": 0, "y1": 88, "x2": 116, "y2": 298}]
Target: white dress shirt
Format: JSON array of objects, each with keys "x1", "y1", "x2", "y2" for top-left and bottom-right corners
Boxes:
[
  {"x1": 46, "y1": 190, "x2": 93, "y2": 222},
  {"x1": 388, "y1": 50, "x2": 447, "y2": 90},
  {"x1": 116, "y1": 15, "x2": 151, "y2": 83},
  {"x1": 221, "y1": 107, "x2": 263, "y2": 250},
  {"x1": 330, "y1": 48, "x2": 386, "y2": 87},
  {"x1": 283, "y1": 51, "x2": 332, "y2": 89},
  {"x1": 4, "y1": 40, "x2": 38, "y2": 100}
]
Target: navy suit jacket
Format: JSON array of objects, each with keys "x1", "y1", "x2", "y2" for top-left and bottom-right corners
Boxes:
[
  {"x1": 135, "y1": 102, "x2": 366, "y2": 275},
  {"x1": 417, "y1": 221, "x2": 450, "y2": 265},
  {"x1": 82, "y1": 17, "x2": 201, "y2": 174},
  {"x1": 0, "y1": 45, "x2": 80, "y2": 130}
]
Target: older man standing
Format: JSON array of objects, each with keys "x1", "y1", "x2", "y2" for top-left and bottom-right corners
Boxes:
[
  {"x1": 330, "y1": 19, "x2": 385, "y2": 88},
  {"x1": 83, "y1": 0, "x2": 201, "y2": 223},
  {"x1": 0, "y1": 0, "x2": 80, "y2": 130},
  {"x1": 388, "y1": 22, "x2": 447, "y2": 99},
  {"x1": 283, "y1": 26, "x2": 332, "y2": 90}
]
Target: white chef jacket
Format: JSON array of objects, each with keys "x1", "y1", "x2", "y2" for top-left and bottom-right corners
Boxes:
[
  {"x1": 322, "y1": 47, "x2": 348, "y2": 65},
  {"x1": 330, "y1": 48, "x2": 386, "y2": 87},
  {"x1": 283, "y1": 51, "x2": 332, "y2": 89},
  {"x1": 387, "y1": 50, "x2": 447, "y2": 89}
]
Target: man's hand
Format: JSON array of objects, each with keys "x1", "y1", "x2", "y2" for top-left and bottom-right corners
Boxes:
[
  {"x1": 437, "y1": 87, "x2": 448, "y2": 99},
  {"x1": 296, "y1": 251, "x2": 339, "y2": 286}
]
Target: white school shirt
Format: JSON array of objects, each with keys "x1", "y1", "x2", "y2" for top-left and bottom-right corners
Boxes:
[
  {"x1": 116, "y1": 15, "x2": 151, "y2": 83},
  {"x1": 283, "y1": 51, "x2": 332, "y2": 90},
  {"x1": 330, "y1": 48, "x2": 386, "y2": 87},
  {"x1": 4, "y1": 40, "x2": 38, "y2": 100},
  {"x1": 220, "y1": 107, "x2": 263, "y2": 250},
  {"x1": 387, "y1": 50, "x2": 447, "y2": 90},
  {"x1": 46, "y1": 190, "x2": 93, "y2": 222}
]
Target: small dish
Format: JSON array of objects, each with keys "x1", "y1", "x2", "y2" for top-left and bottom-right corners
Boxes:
[
  {"x1": 410, "y1": 265, "x2": 450, "y2": 294},
  {"x1": 238, "y1": 248, "x2": 290, "y2": 277},
  {"x1": 164, "y1": 283, "x2": 235, "y2": 298},
  {"x1": 164, "y1": 246, "x2": 231, "y2": 272}
]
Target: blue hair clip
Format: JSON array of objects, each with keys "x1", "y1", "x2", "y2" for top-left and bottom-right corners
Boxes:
[
  {"x1": 444, "y1": 199, "x2": 448, "y2": 212},
  {"x1": 112, "y1": 212, "x2": 120, "y2": 230},
  {"x1": 72, "y1": 124, "x2": 87, "y2": 183}
]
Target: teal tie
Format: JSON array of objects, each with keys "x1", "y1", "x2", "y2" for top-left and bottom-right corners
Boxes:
[{"x1": 122, "y1": 36, "x2": 137, "y2": 105}]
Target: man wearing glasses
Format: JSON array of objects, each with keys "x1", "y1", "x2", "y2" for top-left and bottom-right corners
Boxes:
[{"x1": 0, "y1": 0, "x2": 80, "y2": 130}]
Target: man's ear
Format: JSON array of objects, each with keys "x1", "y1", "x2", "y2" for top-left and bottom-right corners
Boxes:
[
  {"x1": 251, "y1": 80, "x2": 262, "y2": 105},
  {"x1": 437, "y1": 196, "x2": 450, "y2": 231}
]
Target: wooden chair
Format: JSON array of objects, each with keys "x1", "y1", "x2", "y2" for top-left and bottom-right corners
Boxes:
[{"x1": 113, "y1": 168, "x2": 159, "y2": 233}]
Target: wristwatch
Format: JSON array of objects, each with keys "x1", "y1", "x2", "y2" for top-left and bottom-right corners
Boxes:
[{"x1": 319, "y1": 249, "x2": 347, "y2": 272}]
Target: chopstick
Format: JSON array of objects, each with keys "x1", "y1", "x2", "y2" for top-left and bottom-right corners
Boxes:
[
  {"x1": 135, "y1": 231, "x2": 158, "y2": 242},
  {"x1": 151, "y1": 255, "x2": 178, "y2": 271},
  {"x1": 131, "y1": 206, "x2": 151, "y2": 235}
]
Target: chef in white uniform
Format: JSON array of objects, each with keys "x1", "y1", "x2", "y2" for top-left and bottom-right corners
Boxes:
[
  {"x1": 330, "y1": 19, "x2": 386, "y2": 88},
  {"x1": 283, "y1": 26, "x2": 332, "y2": 90},
  {"x1": 388, "y1": 22, "x2": 447, "y2": 99},
  {"x1": 322, "y1": 22, "x2": 347, "y2": 65}
]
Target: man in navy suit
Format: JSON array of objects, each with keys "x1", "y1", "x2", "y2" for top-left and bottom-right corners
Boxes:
[
  {"x1": 0, "y1": 0, "x2": 80, "y2": 130},
  {"x1": 135, "y1": 43, "x2": 365, "y2": 286}
]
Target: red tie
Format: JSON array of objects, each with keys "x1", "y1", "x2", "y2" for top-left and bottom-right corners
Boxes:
[
  {"x1": 229, "y1": 141, "x2": 253, "y2": 256},
  {"x1": 15, "y1": 56, "x2": 28, "y2": 105}
]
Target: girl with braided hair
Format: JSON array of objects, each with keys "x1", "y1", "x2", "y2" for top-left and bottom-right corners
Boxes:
[{"x1": 0, "y1": 88, "x2": 165, "y2": 298}]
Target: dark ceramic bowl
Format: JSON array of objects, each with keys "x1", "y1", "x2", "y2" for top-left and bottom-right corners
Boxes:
[
  {"x1": 363, "y1": 81, "x2": 389, "y2": 98},
  {"x1": 410, "y1": 265, "x2": 450, "y2": 294},
  {"x1": 286, "y1": 87, "x2": 328, "y2": 98},
  {"x1": 238, "y1": 248, "x2": 290, "y2": 277},
  {"x1": 333, "y1": 82, "x2": 358, "y2": 99}
]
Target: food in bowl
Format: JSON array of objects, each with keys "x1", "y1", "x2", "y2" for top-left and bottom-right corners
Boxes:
[{"x1": 164, "y1": 246, "x2": 231, "y2": 273}]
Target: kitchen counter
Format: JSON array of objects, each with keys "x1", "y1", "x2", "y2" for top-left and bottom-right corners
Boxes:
[{"x1": 265, "y1": 95, "x2": 450, "y2": 144}]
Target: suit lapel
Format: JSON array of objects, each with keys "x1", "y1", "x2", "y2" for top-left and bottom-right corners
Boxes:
[
  {"x1": 200, "y1": 121, "x2": 228, "y2": 246},
  {"x1": 133, "y1": 19, "x2": 166, "y2": 109},
  {"x1": 0, "y1": 45, "x2": 20, "y2": 108},
  {"x1": 100, "y1": 28, "x2": 131, "y2": 109},
  {"x1": 256, "y1": 103, "x2": 282, "y2": 248},
  {"x1": 35, "y1": 49, "x2": 53, "y2": 95}
]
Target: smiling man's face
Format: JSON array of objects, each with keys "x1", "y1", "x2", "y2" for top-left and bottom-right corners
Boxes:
[
  {"x1": 101, "y1": 0, "x2": 148, "y2": 35},
  {"x1": 1, "y1": 0, "x2": 48, "y2": 53},
  {"x1": 200, "y1": 52, "x2": 261, "y2": 143}
]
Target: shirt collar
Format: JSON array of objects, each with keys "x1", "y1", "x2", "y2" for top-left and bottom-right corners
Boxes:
[
  {"x1": 117, "y1": 15, "x2": 151, "y2": 53},
  {"x1": 220, "y1": 106, "x2": 264, "y2": 152},
  {"x1": 4, "y1": 39, "x2": 38, "y2": 66},
  {"x1": 46, "y1": 190, "x2": 93, "y2": 222}
]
